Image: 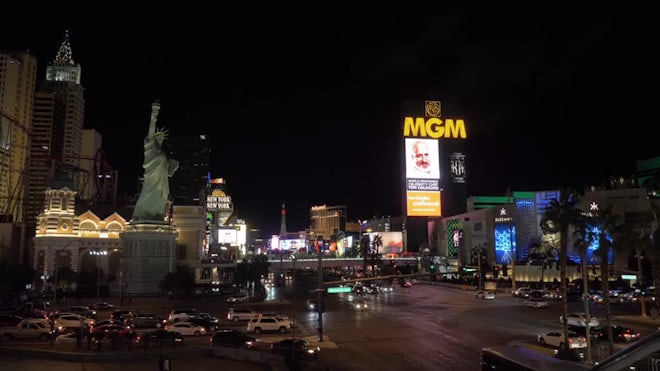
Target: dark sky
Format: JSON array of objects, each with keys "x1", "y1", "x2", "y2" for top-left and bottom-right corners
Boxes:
[{"x1": 3, "y1": 6, "x2": 657, "y2": 236}]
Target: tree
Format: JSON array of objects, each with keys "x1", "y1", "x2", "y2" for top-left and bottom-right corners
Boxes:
[
  {"x1": 540, "y1": 189, "x2": 581, "y2": 355},
  {"x1": 572, "y1": 212, "x2": 596, "y2": 365},
  {"x1": 158, "y1": 264, "x2": 195, "y2": 299},
  {"x1": 612, "y1": 211, "x2": 654, "y2": 317},
  {"x1": 360, "y1": 235, "x2": 370, "y2": 277},
  {"x1": 590, "y1": 205, "x2": 619, "y2": 355},
  {"x1": 371, "y1": 235, "x2": 383, "y2": 275}
]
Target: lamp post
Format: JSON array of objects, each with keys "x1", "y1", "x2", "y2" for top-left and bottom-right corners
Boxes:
[
  {"x1": 316, "y1": 236, "x2": 324, "y2": 342},
  {"x1": 289, "y1": 253, "x2": 297, "y2": 357},
  {"x1": 509, "y1": 224, "x2": 517, "y2": 291},
  {"x1": 89, "y1": 249, "x2": 107, "y2": 301}
]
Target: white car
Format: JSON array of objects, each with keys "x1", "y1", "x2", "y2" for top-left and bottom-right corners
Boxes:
[
  {"x1": 246, "y1": 317, "x2": 290, "y2": 334},
  {"x1": 164, "y1": 321, "x2": 207, "y2": 336},
  {"x1": 560, "y1": 312, "x2": 599, "y2": 327},
  {"x1": 537, "y1": 330, "x2": 587, "y2": 349},
  {"x1": 53, "y1": 313, "x2": 95, "y2": 332},
  {"x1": 226, "y1": 294, "x2": 249, "y2": 303},
  {"x1": 512, "y1": 287, "x2": 533, "y2": 298},
  {"x1": 54, "y1": 331, "x2": 78, "y2": 344},
  {"x1": 476, "y1": 290, "x2": 496, "y2": 300},
  {"x1": 523, "y1": 298, "x2": 549, "y2": 309}
]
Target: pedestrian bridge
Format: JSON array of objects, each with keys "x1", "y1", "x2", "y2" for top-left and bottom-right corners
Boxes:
[{"x1": 200, "y1": 256, "x2": 419, "y2": 270}]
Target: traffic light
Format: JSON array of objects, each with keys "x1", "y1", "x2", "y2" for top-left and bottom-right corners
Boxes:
[
  {"x1": 502, "y1": 264, "x2": 508, "y2": 277},
  {"x1": 493, "y1": 266, "x2": 499, "y2": 278}
]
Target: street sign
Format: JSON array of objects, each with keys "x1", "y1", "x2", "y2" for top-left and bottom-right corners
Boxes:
[{"x1": 327, "y1": 287, "x2": 352, "y2": 294}]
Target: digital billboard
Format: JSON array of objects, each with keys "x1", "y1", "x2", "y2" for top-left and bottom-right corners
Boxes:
[
  {"x1": 494, "y1": 223, "x2": 516, "y2": 264},
  {"x1": 217, "y1": 228, "x2": 237, "y2": 244},
  {"x1": 280, "y1": 239, "x2": 307, "y2": 252},
  {"x1": 402, "y1": 100, "x2": 467, "y2": 217},
  {"x1": 367, "y1": 231, "x2": 404, "y2": 255}
]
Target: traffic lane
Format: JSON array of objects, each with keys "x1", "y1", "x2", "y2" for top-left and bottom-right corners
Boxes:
[{"x1": 0, "y1": 354, "x2": 269, "y2": 371}]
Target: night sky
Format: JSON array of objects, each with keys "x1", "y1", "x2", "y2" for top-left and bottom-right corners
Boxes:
[{"x1": 2, "y1": 7, "x2": 657, "y2": 236}]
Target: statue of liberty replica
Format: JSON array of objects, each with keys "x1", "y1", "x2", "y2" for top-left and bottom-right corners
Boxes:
[
  {"x1": 132, "y1": 99, "x2": 179, "y2": 222},
  {"x1": 120, "y1": 99, "x2": 179, "y2": 296}
]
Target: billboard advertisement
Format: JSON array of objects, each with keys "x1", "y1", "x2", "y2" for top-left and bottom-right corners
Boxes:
[
  {"x1": 449, "y1": 152, "x2": 467, "y2": 184},
  {"x1": 217, "y1": 228, "x2": 237, "y2": 244},
  {"x1": 402, "y1": 101, "x2": 467, "y2": 217},
  {"x1": 367, "y1": 231, "x2": 404, "y2": 255}
]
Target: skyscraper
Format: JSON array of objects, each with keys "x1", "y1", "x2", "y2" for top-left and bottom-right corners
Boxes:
[
  {"x1": 0, "y1": 50, "x2": 38, "y2": 224},
  {"x1": 163, "y1": 134, "x2": 211, "y2": 206},
  {"x1": 26, "y1": 30, "x2": 86, "y2": 229},
  {"x1": 41, "y1": 30, "x2": 85, "y2": 194}
]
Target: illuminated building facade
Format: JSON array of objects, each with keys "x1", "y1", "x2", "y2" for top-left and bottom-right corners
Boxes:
[
  {"x1": 310, "y1": 204, "x2": 346, "y2": 241},
  {"x1": 0, "y1": 50, "x2": 37, "y2": 226}
]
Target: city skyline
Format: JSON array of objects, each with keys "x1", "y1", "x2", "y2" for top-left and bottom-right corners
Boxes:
[{"x1": 2, "y1": 7, "x2": 657, "y2": 235}]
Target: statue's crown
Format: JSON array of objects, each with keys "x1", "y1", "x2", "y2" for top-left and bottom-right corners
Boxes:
[{"x1": 154, "y1": 126, "x2": 169, "y2": 138}]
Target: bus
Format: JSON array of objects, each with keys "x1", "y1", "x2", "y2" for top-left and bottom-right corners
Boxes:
[{"x1": 481, "y1": 344, "x2": 589, "y2": 371}]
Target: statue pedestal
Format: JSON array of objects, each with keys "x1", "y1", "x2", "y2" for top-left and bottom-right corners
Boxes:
[{"x1": 120, "y1": 221, "x2": 178, "y2": 296}]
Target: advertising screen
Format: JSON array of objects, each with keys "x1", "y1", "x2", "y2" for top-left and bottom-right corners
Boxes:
[
  {"x1": 405, "y1": 138, "x2": 440, "y2": 179},
  {"x1": 404, "y1": 131, "x2": 442, "y2": 217},
  {"x1": 280, "y1": 239, "x2": 307, "y2": 252},
  {"x1": 367, "y1": 231, "x2": 404, "y2": 255},
  {"x1": 494, "y1": 223, "x2": 516, "y2": 264},
  {"x1": 217, "y1": 228, "x2": 237, "y2": 244}
]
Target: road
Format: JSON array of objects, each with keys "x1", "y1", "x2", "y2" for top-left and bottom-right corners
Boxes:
[{"x1": 2, "y1": 276, "x2": 657, "y2": 371}]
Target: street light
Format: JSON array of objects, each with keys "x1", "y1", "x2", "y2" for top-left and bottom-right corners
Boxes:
[
  {"x1": 89, "y1": 249, "x2": 107, "y2": 301},
  {"x1": 316, "y1": 236, "x2": 324, "y2": 342},
  {"x1": 289, "y1": 253, "x2": 297, "y2": 358}
]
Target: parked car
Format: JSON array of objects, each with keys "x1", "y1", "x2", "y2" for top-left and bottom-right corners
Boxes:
[
  {"x1": 110, "y1": 310, "x2": 136, "y2": 322},
  {"x1": 53, "y1": 313, "x2": 95, "y2": 332},
  {"x1": 560, "y1": 312, "x2": 599, "y2": 327},
  {"x1": 1, "y1": 319, "x2": 53, "y2": 341},
  {"x1": 89, "y1": 302, "x2": 115, "y2": 311},
  {"x1": 523, "y1": 298, "x2": 549, "y2": 309},
  {"x1": 537, "y1": 330, "x2": 587, "y2": 349},
  {"x1": 187, "y1": 317, "x2": 219, "y2": 332},
  {"x1": 54, "y1": 331, "x2": 78, "y2": 344},
  {"x1": 246, "y1": 317, "x2": 290, "y2": 334},
  {"x1": 226, "y1": 294, "x2": 249, "y2": 303},
  {"x1": 227, "y1": 308, "x2": 257, "y2": 322},
  {"x1": 512, "y1": 287, "x2": 533, "y2": 298},
  {"x1": 90, "y1": 324, "x2": 136, "y2": 340},
  {"x1": 168, "y1": 308, "x2": 199, "y2": 323},
  {"x1": 209, "y1": 329, "x2": 257, "y2": 349},
  {"x1": 595, "y1": 324, "x2": 642, "y2": 343},
  {"x1": 476, "y1": 291, "x2": 496, "y2": 300},
  {"x1": 65, "y1": 306, "x2": 97, "y2": 318},
  {"x1": 164, "y1": 321, "x2": 207, "y2": 336},
  {"x1": 271, "y1": 338, "x2": 320, "y2": 359},
  {"x1": 124, "y1": 313, "x2": 163, "y2": 328},
  {"x1": 568, "y1": 325, "x2": 601, "y2": 343},
  {"x1": 136, "y1": 329, "x2": 184, "y2": 348}
]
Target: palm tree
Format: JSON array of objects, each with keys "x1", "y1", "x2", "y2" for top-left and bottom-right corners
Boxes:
[
  {"x1": 612, "y1": 212, "x2": 654, "y2": 317},
  {"x1": 572, "y1": 214, "x2": 597, "y2": 365},
  {"x1": 540, "y1": 189, "x2": 581, "y2": 355},
  {"x1": 371, "y1": 235, "x2": 384, "y2": 275},
  {"x1": 590, "y1": 205, "x2": 618, "y2": 355}
]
